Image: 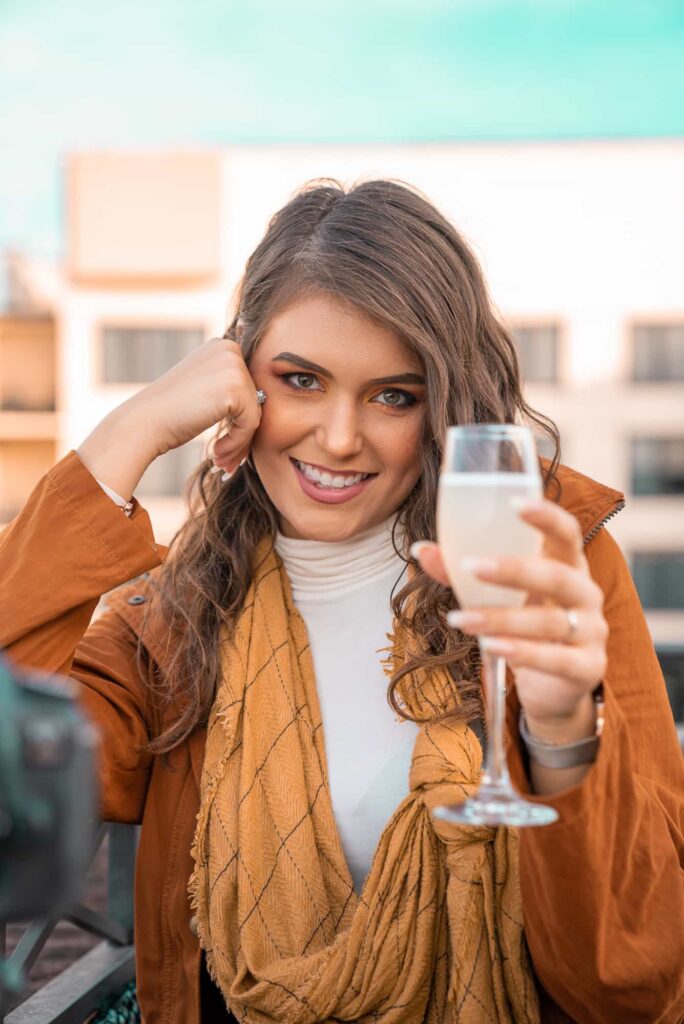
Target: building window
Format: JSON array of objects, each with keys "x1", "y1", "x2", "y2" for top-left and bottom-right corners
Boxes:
[
  {"x1": 657, "y1": 647, "x2": 684, "y2": 728},
  {"x1": 632, "y1": 551, "x2": 684, "y2": 610},
  {"x1": 631, "y1": 438, "x2": 684, "y2": 496},
  {"x1": 510, "y1": 325, "x2": 559, "y2": 384},
  {"x1": 101, "y1": 326, "x2": 204, "y2": 384},
  {"x1": 135, "y1": 440, "x2": 205, "y2": 498},
  {"x1": 633, "y1": 324, "x2": 684, "y2": 382}
]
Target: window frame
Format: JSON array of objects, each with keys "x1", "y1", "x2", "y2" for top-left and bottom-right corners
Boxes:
[
  {"x1": 505, "y1": 317, "x2": 566, "y2": 386},
  {"x1": 630, "y1": 435, "x2": 684, "y2": 497},
  {"x1": 95, "y1": 319, "x2": 208, "y2": 387},
  {"x1": 134, "y1": 436, "x2": 207, "y2": 499},
  {"x1": 626, "y1": 317, "x2": 684, "y2": 384},
  {"x1": 630, "y1": 549, "x2": 684, "y2": 611}
]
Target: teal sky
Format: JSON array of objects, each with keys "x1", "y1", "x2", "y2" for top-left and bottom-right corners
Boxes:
[{"x1": 1, "y1": 0, "x2": 683, "y2": 256}]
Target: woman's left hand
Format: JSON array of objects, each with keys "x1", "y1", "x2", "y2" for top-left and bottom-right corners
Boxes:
[{"x1": 414, "y1": 498, "x2": 608, "y2": 742}]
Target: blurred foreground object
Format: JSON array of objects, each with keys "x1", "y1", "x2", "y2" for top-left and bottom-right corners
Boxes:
[{"x1": 0, "y1": 653, "x2": 97, "y2": 1001}]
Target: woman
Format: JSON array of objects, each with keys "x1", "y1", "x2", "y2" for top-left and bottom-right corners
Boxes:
[{"x1": 1, "y1": 180, "x2": 682, "y2": 1024}]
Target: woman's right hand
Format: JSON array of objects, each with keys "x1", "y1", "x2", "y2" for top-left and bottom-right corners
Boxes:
[
  {"x1": 141, "y1": 336, "x2": 263, "y2": 472},
  {"x1": 77, "y1": 337, "x2": 262, "y2": 501}
]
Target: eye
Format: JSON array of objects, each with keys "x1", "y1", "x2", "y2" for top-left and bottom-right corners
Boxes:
[
  {"x1": 373, "y1": 389, "x2": 417, "y2": 409},
  {"x1": 282, "y1": 372, "x2": 323, "y2": 391}
]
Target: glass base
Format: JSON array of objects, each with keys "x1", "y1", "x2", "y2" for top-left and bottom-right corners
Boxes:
[{"x1": 433, "y1": 784, "x2": 559, "y2": 828}]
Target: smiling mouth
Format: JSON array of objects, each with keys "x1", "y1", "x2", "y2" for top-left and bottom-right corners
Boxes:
[{"x1": 290, "y1": 457, "x2": 377, "y2": 490}]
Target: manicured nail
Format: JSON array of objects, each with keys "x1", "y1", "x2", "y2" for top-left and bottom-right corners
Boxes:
[
  {"x1": 460, "y1": 557, "x2": 498, "y2": 574},
  {"x1": 409, "y1": 541, "x2": 430, "y2": 560},
  {"x1": 221, "y1": 471, "x2": 233, "y2": 482},
  {"x1": 479, "y1": 636, "x2": 514, "y2": 654},
  {"x1": 210, "y1": 464, "x2": 222, "y2": 474},
  {"x1": 447, "y1": 610, "x2": 485, "y2": 629},
  {"x1": 510, "y1": 496, "x2": 545, "y2": 513}
]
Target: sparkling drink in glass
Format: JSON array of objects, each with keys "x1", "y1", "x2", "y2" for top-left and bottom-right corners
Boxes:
[{"x1": 434, "y1": 423, "x2": 559, "y2": 827}]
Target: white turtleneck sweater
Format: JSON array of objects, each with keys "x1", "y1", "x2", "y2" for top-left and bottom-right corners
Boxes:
[
  {"x1": 96, "y1": 474, "x2": 418, "y2": 893},
  {"x1": 275, "y1": 519, "x2": 418, "y2": 892}
]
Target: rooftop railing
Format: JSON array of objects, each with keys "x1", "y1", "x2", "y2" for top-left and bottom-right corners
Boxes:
[{"x1": 1, "y1": 824, "x2": 136, "y2": 1024}]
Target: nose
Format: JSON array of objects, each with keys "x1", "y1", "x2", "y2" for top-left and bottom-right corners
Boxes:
[{"x1": 314, "y1": 397, "x2": 363, "y2": 461}]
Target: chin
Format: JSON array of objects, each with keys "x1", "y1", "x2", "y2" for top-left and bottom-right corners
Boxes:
[{"x1": 279, "y1": 506, "x2": 386, "y2": 543}]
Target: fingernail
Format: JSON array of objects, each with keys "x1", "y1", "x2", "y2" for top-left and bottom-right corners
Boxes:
[
  {"x1": 447, "y1": 610, "x2": 485, "y2": 629},
  {"x1": 210, "y1": 465, "x2": 222, "y2": 474},
  {"x1": 239, "y1": 457, "x2": 247, "y2": 467},
  {"x1": 409, "y1": 541, "x2": 430, "y2": 560},
  {"x1": 221, "y1": 471, "x2": 233, "y2": 482},
  {"x1": 510, "y1": 496, "x2": 545, "y2": 513},
  {"x1": 460, "y1": 557, "x2": 498, "y2": 574},
  {"x1": 479, "y1": 636, "x2": 514, "y2": 654}
]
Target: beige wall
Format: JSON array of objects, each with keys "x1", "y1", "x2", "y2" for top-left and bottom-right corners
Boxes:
[
  {"x1": 0, "y1": 317, "x2": 55, "y2": 411},
  {"x1": 3, "y1": 141, "x2": 682, "y2": 643},
  {"x1": 0, "y1": 439, "x2": 57, "y2": 522},
  {"x1": 0, "y1": 317, "x2": 57, "y2": 525},
  {"x1": 67, "y1": 151, "x2": 223, "y2": 284}
]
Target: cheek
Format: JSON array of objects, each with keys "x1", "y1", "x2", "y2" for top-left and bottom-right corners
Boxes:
[
  {"x1": 373, "y1": 417, "x2": 423, "y2": 479},
  {"x1": 251, "y1": 401, "x2": 303, "y2": 457},
  {"x1": 252, "y1": 395, "x2": 423, "y2": 478}
]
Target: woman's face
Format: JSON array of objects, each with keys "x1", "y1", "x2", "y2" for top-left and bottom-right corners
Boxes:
[{"x1": 249, "y1": 293, "x2": 426, "y2": 541}]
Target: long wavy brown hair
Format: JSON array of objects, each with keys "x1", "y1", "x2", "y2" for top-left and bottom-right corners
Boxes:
[{"x1": 142, "y1": 178, "x2": 561, "y2": 754}]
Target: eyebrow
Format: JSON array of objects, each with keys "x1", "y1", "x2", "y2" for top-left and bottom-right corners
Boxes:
[{"x1": 271, "y1": 351, "x2": 426, "y2": 387}]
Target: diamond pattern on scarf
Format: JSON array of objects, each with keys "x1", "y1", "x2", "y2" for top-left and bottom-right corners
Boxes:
[{"x1": 189, "y1": 541, "x2": 539, "y2": 1024}]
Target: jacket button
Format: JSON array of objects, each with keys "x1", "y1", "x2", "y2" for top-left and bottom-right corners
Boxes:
[
  {"x1": 189, "y1": 915, "x2": 199, "y2": 936},
  {"x1": 127, "y1": 595, "x2": 146, "y2": 605}
]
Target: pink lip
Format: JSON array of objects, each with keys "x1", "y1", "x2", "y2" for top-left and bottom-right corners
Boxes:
[{"x1": 290, "y1": 459, "x2": 376, "y2": 505}]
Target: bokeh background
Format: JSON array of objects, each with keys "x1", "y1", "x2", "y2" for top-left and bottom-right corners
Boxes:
[
  {"x1": 2, "y1": 1, "x2": 683, "y2": 635},
  {"x1": 3, "y1": 0, "x2": 684, "y2": 255},
  {"x1": 1, "y1": 0, "x2": 683, "y2": 1008}
]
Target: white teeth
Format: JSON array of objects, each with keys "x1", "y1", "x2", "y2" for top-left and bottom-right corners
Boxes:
[{"x1": 295, "y1": 460, "x2": 369, "y2": 488}]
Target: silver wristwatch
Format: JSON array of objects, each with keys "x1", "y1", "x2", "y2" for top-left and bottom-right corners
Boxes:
[{"x1": 519, "y1": 687, "x2": 605, "y2": 769}]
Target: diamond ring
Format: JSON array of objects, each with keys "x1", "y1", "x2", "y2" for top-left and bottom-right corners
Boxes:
[
  {"x1": 256, "y1": 389, "x2": 267, "y2": 406},
  {"x1": 564, "y1": 608, "x2": 579, "y2": 643}
]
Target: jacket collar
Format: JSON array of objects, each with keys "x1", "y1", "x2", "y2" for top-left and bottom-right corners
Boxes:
[{"x1": 544, "y1": 459, "x2": 625, "y2": 543}]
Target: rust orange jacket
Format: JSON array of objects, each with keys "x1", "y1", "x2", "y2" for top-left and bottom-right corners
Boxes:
[{"x1": 1, "y1": 451, "x2": 683, "y2": 1024}]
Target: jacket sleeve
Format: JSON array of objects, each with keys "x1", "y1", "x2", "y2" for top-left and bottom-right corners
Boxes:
[
  {"x1": 0, "y1": 450, "x2": 164, "y2": 822},
  {"x1": 516, "y1": 526, "x2": 684, "y2": 1024}
]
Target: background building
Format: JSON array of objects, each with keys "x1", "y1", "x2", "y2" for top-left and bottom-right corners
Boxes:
[{"x1": 1, "y1": 140, "x2": 683, "y2": 656}]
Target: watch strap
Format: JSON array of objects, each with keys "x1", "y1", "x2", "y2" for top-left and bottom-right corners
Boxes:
[{"x1": 519, "y1": 688, "x2": 604, "y2": 769}]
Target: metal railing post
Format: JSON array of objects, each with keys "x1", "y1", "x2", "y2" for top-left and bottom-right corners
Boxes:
[{"x1": 107, "y1": 825, "x2": 137, "y2": 943}]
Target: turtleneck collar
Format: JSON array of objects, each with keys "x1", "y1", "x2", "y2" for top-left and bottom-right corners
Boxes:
[{"x1": 274, "y1": 516, "x2": 407, "y2": 601}]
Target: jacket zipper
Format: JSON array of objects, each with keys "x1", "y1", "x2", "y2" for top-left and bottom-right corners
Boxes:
[{"x1": 582, "y1": 499, "x2": 626, "y2": 545}]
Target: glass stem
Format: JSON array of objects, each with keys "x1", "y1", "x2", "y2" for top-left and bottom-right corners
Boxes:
[{"x1": 479, "y1": 647, "x2": 511, "y2": 788}]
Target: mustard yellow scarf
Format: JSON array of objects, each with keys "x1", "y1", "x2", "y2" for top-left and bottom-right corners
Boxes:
[{"x1": 189, "y1": 541, "x2": 539, "y2": 1023}]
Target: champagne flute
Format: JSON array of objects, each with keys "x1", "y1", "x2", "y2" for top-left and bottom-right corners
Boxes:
[{"x1": 433, "y1": 423, "x2": 559, "y2": 827}]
